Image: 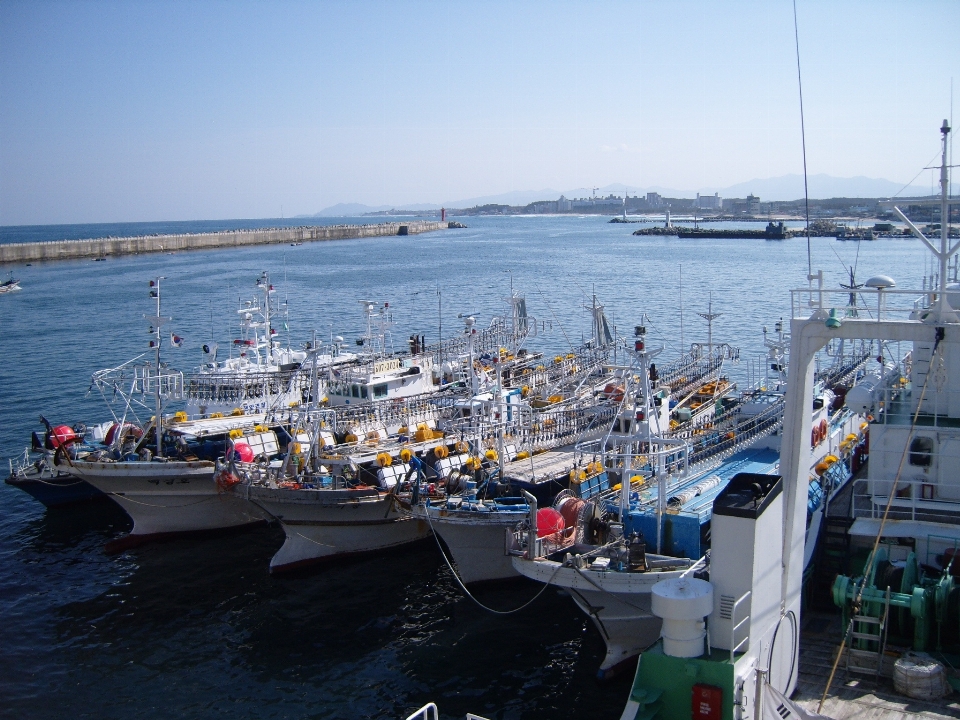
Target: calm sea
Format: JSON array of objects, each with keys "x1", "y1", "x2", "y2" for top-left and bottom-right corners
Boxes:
[{"x1": 0, "y1": 216, "x2": 934, "y2": 719}]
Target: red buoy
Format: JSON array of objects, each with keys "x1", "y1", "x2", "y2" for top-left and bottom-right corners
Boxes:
[
  {"x1": 48, "y1": 425, "x2": 77, "y2": 448},
  {"x1": 230, "y1": 442, "x2": 254, "y2": 463},
  {"x1": 536, "y1": 507, "x2": 565, "y2": 538}
]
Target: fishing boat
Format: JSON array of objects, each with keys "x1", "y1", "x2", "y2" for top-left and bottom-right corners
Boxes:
[
  {"x1": 609, "y1": 122, "x2": 958, "y2": 720},
  {"x1": 54, "y1": 278, "x2": 274, "y2": 546},
  {"x1": 4, "y1": 419, "x2": 110, "y2": 506},
  {"x1": 823, "y1": 121, "x2": 960, "y2": 683},
  {"x1": 415, "y1": 302, "x2": 750, "y2": 588},
  {"x1": 508, "y1": 315, "x2": 869, "y2": 678},
  {"x1": 230, "y1": 408, "x2": 468, "y2": 572},
  {"x1": 0, "y1": 274, "x2": 21, "y2": 294},
  {"x1": 183, "y1": 272, "x2": 356, "y2": 417}
]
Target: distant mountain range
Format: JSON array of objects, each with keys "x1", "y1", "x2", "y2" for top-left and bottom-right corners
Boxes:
[{"x1": 306, "y1": 175, "x2": 931, "y2": 216}]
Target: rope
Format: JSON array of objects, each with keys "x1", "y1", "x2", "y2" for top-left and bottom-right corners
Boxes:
[
  {"x1": 818, "y1": 336, "x2": 941, "y2": 713},
  {"x1": 422, "y1": 503, "x2": 562, "y2": 615},
  {"x1": 109, "y1": 492, "x2": 221, "y2": 509}
]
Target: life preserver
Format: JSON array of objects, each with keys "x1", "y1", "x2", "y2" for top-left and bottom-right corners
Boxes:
[
  {"x1": 818, "y1": 419, "x2": 828, "y2": 444},
  {"x1": 811, "y1": 427, "x2": 819, "y2": 447}
]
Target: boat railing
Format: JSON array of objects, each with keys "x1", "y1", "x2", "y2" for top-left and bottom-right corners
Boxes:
[
  {"x1": 335, "y1": 393, "x2": 462, "y2": 434},
  {"x1": 790, "y1": 284, "x2": 960, "y2": 322},
  {"x1": 685, "y1": 399, "x2": 784, "y2": 468},
  {"x1": 728, "y1": 590, "x2": 752, "y2": 663},
  {"x1": 873, "y1": 385, "x2": 960, "y2": 428},
  {"x1": 851, "y1": 478, "x2": 960, "y2": 524}
]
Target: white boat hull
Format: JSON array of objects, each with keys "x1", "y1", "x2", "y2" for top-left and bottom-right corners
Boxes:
[
  {"x1": 512, "y1": 556, "x2": 687, "y2": 676},
  {"x1": 245, "y1": 486, "x2": 430, "y2": 572},
  {"x1": 424, "y1": 509, "x2": 524, "y2": 584},
  {"x1": 65, "y1": 460, "x2": 268, "y2": 536}
]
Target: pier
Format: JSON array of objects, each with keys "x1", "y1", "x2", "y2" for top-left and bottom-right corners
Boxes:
[{"x1": 0, "y1": 220, "x2": 451, "y2": 264}]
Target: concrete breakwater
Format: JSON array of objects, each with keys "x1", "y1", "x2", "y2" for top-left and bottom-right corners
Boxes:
[{"x1": 0, "y1": 220, "x2": 450, "y2": 264}]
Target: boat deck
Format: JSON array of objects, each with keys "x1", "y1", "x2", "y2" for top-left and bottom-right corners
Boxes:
[
  {"x1": 502, "y1": 447, "x2": 575, "y2": 484},
  {"x1": 795, "y1": 611, "x2": 960, "y2": 719}
]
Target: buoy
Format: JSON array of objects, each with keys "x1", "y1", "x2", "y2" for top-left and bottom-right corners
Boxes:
[
  {"x1": 515, "y1": 450, "x2": 530, "y2": 460},
  {"x1": 230, "y1": 442, "x2": 254, "y2": 462},
  {"x1": 231, "y1": 408, "x2": 244, "y2": 416},
  {"x1": 376, "y1": 452, "x2": 392, "y2": 468},
  {"x1": 172, "y1": 411, "x2": 188, "y2": 423},
  {"x1": 484, "y1": 449, "x2": 498, "y2": 462},
  {"x1": 455, "y1": 440, "x2": 469, "y2": 453},
  {"x1": 434, "y1": 445, "x2": 448, "y2": 459},
  {"x1": 228, "y1": 428, "x2": 244, "y2": 439},
  {"x1": 49, "y1": 425, "x2": 78, "y2": 448},
  {"x1": 536, "y1": 507, "x2": 565, "y2": 538},
  {"x1": 399, "y1": 447, "x2": 413, "y2": 463}
]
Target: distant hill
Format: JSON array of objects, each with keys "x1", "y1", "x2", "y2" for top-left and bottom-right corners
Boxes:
[{"x1": 306, "y1": 174, "x2": 931, "y2": 217}]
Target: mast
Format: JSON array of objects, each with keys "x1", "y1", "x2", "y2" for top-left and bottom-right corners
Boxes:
[
  {"x1": 697, "y1": 296, "x2": 721, "y2": 356},
  {"x1": 147, "y1": 277, "x2": 169, "y2": 458}
]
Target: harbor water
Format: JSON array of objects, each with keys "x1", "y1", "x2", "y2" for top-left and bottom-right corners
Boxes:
[{"x1": 0, "y1": 216, "x2": 935, "y2": 719}]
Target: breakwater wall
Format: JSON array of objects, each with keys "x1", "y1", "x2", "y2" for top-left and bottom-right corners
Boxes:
[{"x1": 0, "y1": 220, "x2": 450, "y2": 264}]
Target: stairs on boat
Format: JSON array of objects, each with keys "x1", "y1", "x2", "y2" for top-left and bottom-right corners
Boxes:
[
  {"x1": 846, "y1": 587, "x2": 892, "y2": 680},
  {"x1": 809, "y1": 515, "x2": 854, "y2": 611}
]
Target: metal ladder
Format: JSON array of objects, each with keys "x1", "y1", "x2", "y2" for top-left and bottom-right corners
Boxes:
[{"x1": 846, "y1": 586, "x2": 891, "y2": 680}]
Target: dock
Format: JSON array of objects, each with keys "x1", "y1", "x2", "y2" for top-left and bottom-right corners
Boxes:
[{"x1": 0, "y1": 220, "x2": 452, "y2": 264}]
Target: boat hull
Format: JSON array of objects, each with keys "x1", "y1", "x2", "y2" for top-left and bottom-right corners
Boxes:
[
  {"x1": 65, "y1": 460, "x2": 268, "y2": 536},
  {"x1": 512, "y1": 557, "x2": 686, "y2": 677},
  {"x1": 5, "y1": 469, "x2": 105, "y2": 507},
  {"x1": 244, "y1": 486, "x2": 430, "y2": 572},
  {"x1": 422, "y1": 508, "x2": 525, "y2": 584}
]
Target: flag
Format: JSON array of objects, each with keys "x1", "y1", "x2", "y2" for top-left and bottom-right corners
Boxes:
[
  {"x1": 763, "y1": 683, "x2": 833, "y2": 720},
  {"x1": 170, "y1": 333, "x2": 184, "y2": 348}
]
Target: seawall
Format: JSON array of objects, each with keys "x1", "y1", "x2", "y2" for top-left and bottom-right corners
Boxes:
[{"x1": 0, "y1": 220, "x2": 450, "y2": 264}]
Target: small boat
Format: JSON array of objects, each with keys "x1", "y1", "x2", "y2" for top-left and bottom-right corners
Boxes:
[
  {"x1": 4, "y1": 419, "x2": 109, "y2": 506},
  {"x1": 0, "y1": 274, "x2": 21, "y2": 293}
]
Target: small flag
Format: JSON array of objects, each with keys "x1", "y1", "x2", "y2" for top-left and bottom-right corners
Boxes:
[{"x1": 170, "y1": 333, "x2": 184, "y2": 348}]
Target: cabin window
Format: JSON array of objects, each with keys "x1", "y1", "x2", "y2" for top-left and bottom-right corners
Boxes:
[
  {"x1": 373, "y1": 384, "x2": 388, "y2": 399},
  {"x1": 351, "y1": 385, "x2": 360, "y2": 398},
  {"x1": 909, "y1": 436, "x2": 934, "y2": 467},
  {"x1": 360, "y1": 386, "x2": 369, "y2": 399}
]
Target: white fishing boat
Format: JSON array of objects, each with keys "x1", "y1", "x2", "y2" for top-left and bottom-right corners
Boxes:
[
  {"x1": 232, "y1": 409, "x2": 476, "y2": 572},
  {"x1": 822, "y1": 122, "x2": 960, "y2": 681},
  {"x1": 507, "y1": 316, "x2": 868, "y2": 678},
  {"x1": 55, "y1": 278, "x2": 275, "y2": 547},
  {"x1": 419, "y1": 308, "x2": 744, "y2": 588},
  {"x1": 184, "y1": 271, "x2": 357, "y2": 417},
  {"x1": 612, "y1": 121, "x2": 958, "y2": 720},
  {"x1": 0, "y1": 274, "x2": 21, "y2": 294}
]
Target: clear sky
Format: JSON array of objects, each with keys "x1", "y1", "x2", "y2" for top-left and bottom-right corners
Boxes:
[{"x1": 1, "y1": 0, "x2": 958, "y2": 225}]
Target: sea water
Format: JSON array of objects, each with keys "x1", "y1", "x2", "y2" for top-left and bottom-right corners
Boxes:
[{"x1": 0, "y1": 215, "x2": 935, "y2": 719}]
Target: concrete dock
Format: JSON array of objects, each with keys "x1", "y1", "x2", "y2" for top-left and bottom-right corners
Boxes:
[{"x1": 0, "y1": 220, "x2": 450, "y2": 264}]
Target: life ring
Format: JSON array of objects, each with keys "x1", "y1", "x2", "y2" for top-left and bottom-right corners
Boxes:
[
  {"x1": 818, "y1": 420, "x2": 828, "y2": 443},
  {"x1": 433, "y1": 445, "x2": 448, "y2": 459},
  {"x1": 376, "y1": 451, "x2": 393, "y2": 468},
  {"x1": 811, "y1": 427, "x2": 819, "y2": 448},
  {"x1": 399, "y1": 447, "x2": 413, "y2": 463}
]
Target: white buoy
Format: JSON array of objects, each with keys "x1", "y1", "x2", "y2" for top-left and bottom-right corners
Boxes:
[{"x1": 650, "y1": 577, "x2": 713, "y2": 658}]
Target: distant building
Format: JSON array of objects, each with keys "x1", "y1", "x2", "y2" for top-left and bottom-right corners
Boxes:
[
  {"x1": 646, "y1": 192, "x2": 663, "y2": 208},
  {"x1": 557, "y1": 195, "x2": 572, "y2": 212},
  {"x1": 746, "y1": 194, "x2": 760, "y2": 214},
  {"x1": 696, "y1": 192, "x2": 722, "y2": 210}
]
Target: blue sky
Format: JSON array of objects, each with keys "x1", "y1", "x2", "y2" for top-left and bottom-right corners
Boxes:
[{"x1": 1, "y1": 0, "x2": 958, "y2": 224}]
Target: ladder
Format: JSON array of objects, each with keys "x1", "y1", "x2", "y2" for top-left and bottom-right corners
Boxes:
[{"x1": 846, "y1": 586, "x2": 891, "y2": 680}]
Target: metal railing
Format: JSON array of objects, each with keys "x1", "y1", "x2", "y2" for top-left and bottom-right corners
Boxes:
[{"x1": 730, "y1": 590, "x2": 752, "y2": 663}]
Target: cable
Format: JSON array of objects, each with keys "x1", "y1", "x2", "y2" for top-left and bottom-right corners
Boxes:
[{"x1": 792, "y1": 0, "x2": 813, "y2": 281}]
